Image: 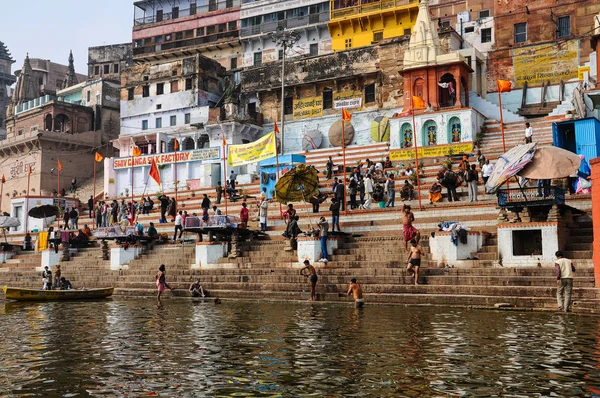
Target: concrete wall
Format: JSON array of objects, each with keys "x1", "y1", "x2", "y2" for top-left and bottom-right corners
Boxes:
[{"x1": 88, "y1": 43, "x2": 134, "y2": 81}]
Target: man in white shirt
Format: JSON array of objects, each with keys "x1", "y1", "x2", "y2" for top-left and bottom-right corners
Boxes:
[
  {"x1": 173, "y1": 211, "x2": 183, "y2": 242},
  {"x1": 524, "y1": 122, "x2": 533, "y2": 144},
  {"x1": 362, "y1": 174, "x2": 374, "y2": 209},
  {"x1": 555, "y1": 251, "x2": 575, "y2": 312},
  {"x1": 481, "y1": 160, "x2": 494, "y2": 185}
]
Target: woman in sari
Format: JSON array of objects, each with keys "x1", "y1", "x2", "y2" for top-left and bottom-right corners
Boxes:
[{"x1": 429, "y1": 182, "x2": 443, "y2": 204}]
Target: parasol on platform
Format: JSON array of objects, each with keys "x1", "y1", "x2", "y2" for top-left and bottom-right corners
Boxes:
[
  {"x1": 517, "y1": 146, "x2": 581, "y2": 180},
  {"x1": 485, "y1": 143, "x2": 536, "y2": 194},
  {"x1": 28, "y1": 205, "x2": 59, "y2": 230},
  {"x1": 0, "y1": 216, "x2": 20, "y2": 244},
  {"x1": 275, "y1": 164, "x2": 319, "y2": 204}
]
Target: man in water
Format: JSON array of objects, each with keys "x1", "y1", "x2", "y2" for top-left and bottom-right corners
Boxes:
[
  {"x1": 346, "y1": 278, "x2": 364, "y2": 308},
  {"x1": 301, "y1": 260, "x2": 318, "y2": 301},
  {"x1": 189, "y1": 279, "x2": 205, "y2": 298},
  {"x1": 555, "y1": 250, "x2": 575, "y2": 312},
  {"x1": 407, "y1": 239, "x2": 424, "y2": 285},
  {"x1": 401, "y1": 204, "x2": 420, "y2": 251}
]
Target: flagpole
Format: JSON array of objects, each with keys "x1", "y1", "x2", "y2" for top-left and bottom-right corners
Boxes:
[
  {"x1": 26, "y1": 168, "x2": 31, "y2": 232},
  {"x1": 0, "y1": 178, "x2": 4, "y2": 213},
  {"x1": 411, "y1": 98, "x2": 423, "y2": 210},
  {"x1": 222, "y1": 139, "x2": 228, "y2": 217},
  {"x1": 498, "y1": 90, "x2": 506, "y2": 152},
  {"x1": 131, "y1": 153, "x2": 135, "y2": 219},
  {"x1": 57, "y1": 162, "x2": 61, "y2": 198},
  {"x1": 93, "y1": 158, "x2": 97, "y2": 229},
  {"x1": 341, "y1": 115, "x2": 348, "y2": 216},
  {"x1": 274, "y1": 123, "x2": 283, "y2": 220},
  {"x1": 174, "y1": 138, "x2": 178, "y2": 203}
]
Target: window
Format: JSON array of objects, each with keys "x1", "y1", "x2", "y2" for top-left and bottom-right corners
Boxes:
[
  {"x1": 557, "y1": 16, "x2": 570, "y2": 38},
  {"x1": 218, "y1": 23, "x2": 226, "y2": 33},
  {"x1": 190, "y1": 3, "x2": 197, "y2": 14},
  {"x1": 344, "y1": 38, "x2": 352, "y2": 49},
  {"x1": 155, "y1": 118, "x2": 162, "y2": 128},
  {"x1": 143, "y1": 75, "x2": 149, "y2": 81},
  {"x1": 128, "y1": 88, "x2": 134, "y2": 100},
  {"x1": 196, "y1": 27, "x2": 205, "y2": 36},
  {"x1": 94, "y1": 65, "x2": 100, "y2": 76},
  {"x1": 113, "y1": 64, "x2": 119, "y2": 74},
  {"x1": 228, "y1": 21, "x2": 237, "y2": 31},
  {"x1": 143, "y1": 86, "x2": 150, "y2": 97},
  {"x1": 142, "y1": 120, "x2": 148, "y2": 130},
  {"x1": 185, "y1": 29, "x2": 194, "y2": 38},
  {"x1": 185, "y1": 78, "x2": 192, "y2": 90},
  {"x1": 155, "y1": 36, "x2": 163, "y2": 44},
  {"x1": 104, "y1": 64, "x2": 110, "y2": 74},
  {"x1": 87, "y1": 90, "x2": 91, "y2": 103},
  {"x1": 464, "y1": 26, "x2": 475, "y2": 33},
  {"x1": 135, "y1": 40, "x2": 142, "y2": 48},
  {"x1": 309, "y1": 43, "x2": 318, "y2": 56},
  {"x1": 156, "y1": 83, "x2": 164, "y2": 95},
  {"x1": 466, "y1": 56, "x2": 472, "y2": 66},
  {"x1": 226, "y1": 0, "x2": 233, "y2": 7},
  {"x1": 478, "y1": 9, "x2": 490, "y2": 19},
  {"x1": 175, "y1": 32, "x2": 183, "y2": 40},
  {"x1": 156, "y1": 104, "x2": 162, "y2": 110},
  {"x1": 207, "y1": 25, "x2": 216, "y2": 35},
  {"x1": 322, "y1": 89, "x2": 333, "y2": 109},
  {"x1": 440, "y1": 20, "x2": 451, "y2": 28},
  {"x1": 170, "y1": 115, "x2": 177, "y2": 126},
  {"x1": 171, "y1": 81, "x2": 179, "y2": 92},
  {"x1": 230, "y1": 57, "x2": 238, "y2": 70},
  {"x1": 514, "y1": 22, "x2": 527, "y2": 44},
  {"x1": 373, "y1": 31, "x2": 383, "y2": 43},
  {"x1": 184, "y1": 113, "x2": 191, "y2": 124},
  {"x1": 404, "y1": 28, "x2": 411, "y2": 36},
  {"x1": 156, "y1": 9, "x2": 163, "y2": 22},
  {"x1": 172, "y1": 7, "x2": 179, "y2": 19},
  {"x1": 365, "y1": 83, "x2": 376, "y2": 103},
  {"x1": 209, "y1": 0, "x2": 217, "y2": 11},
  {"x1": 165, "y1": 34, "x2": 172, "y2": 41},
  {"x1": 481, "y1": 28, "x2": 492, "y2": 43},
  {"x1": 253, "y1": 52, "x2": 262, "y2": 66},
  {"x1": 284, "y1": 97, "x2": 293, "y2": 115}
]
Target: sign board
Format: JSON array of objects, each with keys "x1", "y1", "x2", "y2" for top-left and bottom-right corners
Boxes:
[
  {"x1": 390, "y1": 142, "x2": 473, "y2": 161},
  {"x1": 513, "y1": 40, "x2": 579, "y2": 87},
  {"x1": 293, "y1": 96, "x2": 323, "y2": 120},
  {"x1": 578, "y1": 66, "x2": 591, "y2": 81},
  {"x1": 228, "y1": 132, "x2": 277, "y2": 167},
  {"x1": 113, "y1": 147, "x2": 221, "y2": 169}
]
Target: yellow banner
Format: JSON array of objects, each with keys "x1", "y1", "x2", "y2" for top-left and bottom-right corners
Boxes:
[
  {"x1": 293, "y1": 96, "x2": 323, "y2": 120},
  {"x1": 513, "y1": 40, "x2": 579, "y2": 87},
  {"x1": 228, "y1": 132, "x2": 277, "y2": 166},
  {"x1": 578, "y1": 66, "x2": 591, "y2": 80},
  {"x1": 390, "y1": 142, "x2": 473, "y2": 161}
]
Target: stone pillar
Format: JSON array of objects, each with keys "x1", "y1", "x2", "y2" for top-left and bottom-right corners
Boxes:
[
  {"x1": 520, "y1": 207, "x2": 531, "y2": 223},
  {"x1": 228, "y1": 231, "x2": 240, "y2": 258},
  {"x1": 591, "y1": 158, "x2": 600, "y2": 287}
]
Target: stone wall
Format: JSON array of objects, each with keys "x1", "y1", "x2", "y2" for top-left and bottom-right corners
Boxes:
[
  {"x1": 591, "y1": 157, "x2": 600, "y2": 287},
  {"x1": 88, "y1": 43, "x2": 134, "y2": 81}
]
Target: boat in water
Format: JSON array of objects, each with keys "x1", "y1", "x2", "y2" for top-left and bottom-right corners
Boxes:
[{"x1": 2, "y1": 286, "x2": 114, "y2": 301}]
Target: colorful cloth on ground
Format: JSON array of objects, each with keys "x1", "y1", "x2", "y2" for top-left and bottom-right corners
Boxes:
[
  {"x1": 403, "y1": 224, "x2": 418, "y2": 242},
  {"x1": 38, "y1": 232, "x2": 48, "y2": 251}
]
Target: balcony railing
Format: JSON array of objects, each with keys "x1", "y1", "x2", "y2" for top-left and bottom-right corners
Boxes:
[
  {"x1": 133, "y1": 30, "x2": 240, "y2": 57},
  {"x1": 13, "y1": 95, "x2": 83, "y2": 116},
  {"x1": 331, "y1": 0, "x2": 416, "y2": 20},
  {"x1": 240, "y1": 12, "x2": 330, "y2": 37},
  {"x1": 497, "y1": 187, "x2": 565, "y2": 208},
  {"x1": 134, "y1": 0, "x2": 241, "y2": 26}
]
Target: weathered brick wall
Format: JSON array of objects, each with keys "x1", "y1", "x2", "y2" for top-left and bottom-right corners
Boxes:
[{"x1": 591, "y1": 157, "x2": 600, "y2": 287}]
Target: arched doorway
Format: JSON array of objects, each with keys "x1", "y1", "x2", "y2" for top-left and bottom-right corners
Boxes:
[
  {"x1": 182, "y1": 137, "x2": 195, "y2": 150},
  {"x1": 54, "y1": 114, "x2": 70, "y2": 132},
  {"x1": 44, "y1": 114, "x2": 53, "y2": 131},
  {"x1": 422, "y1": 120, "x2": 437, "y2": 146},
  {"x1": 400, "y1": 122, "x2": 413, "y2": 148},
  {"x1": 413, "y1": 78, "x2": 425, "y2": 101},
  {"x1": 438, "y1": 73, "x2": 456, "y2": 108},
  {"x1": 167, "y1": 139, "x2": 176, "y2": 152},
  {"x1": 448, "y1": 116, "x2": 461, "y2": 143},
  {"x1": 197, "y1": 134, "x2": 210, "y2": 149}
]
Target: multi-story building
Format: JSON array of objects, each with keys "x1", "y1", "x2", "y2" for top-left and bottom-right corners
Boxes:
[
  {"x1": 132, "y1": 0, "x2": 242, "y2": 70},
  {"x1": 328, "y1": 0, "x2": 419, "y2": 52},
  {"x1": 88, "y1": 43, "x2": 134, "y2": 82},
  {"x1": 0, "y1": 41, "x2": 16, "y2": 138},
  {"x1": 239, "y1": 0, "x2": 331, "y2": 68}
]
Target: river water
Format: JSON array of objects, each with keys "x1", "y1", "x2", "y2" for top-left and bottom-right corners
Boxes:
[{"x1": 1, "y1": 299, "x2": 599, "y2": 397}]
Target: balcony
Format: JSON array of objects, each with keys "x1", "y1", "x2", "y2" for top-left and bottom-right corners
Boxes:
[
  {"x1": 133, "y1": 30, "x2": 240, "y2": 59},
  {"x1": 330, "y1": 0, "x2": 417, "y2": 21},
  {"x1": 240, "y1": 11, "x2": 330, "y2": 37},
  {"x1": 13, "y1": 95, "x2": 83, "y2": 116},
  {"x1": 134, "y1": 0, "x2": 241, "y2": 26}
]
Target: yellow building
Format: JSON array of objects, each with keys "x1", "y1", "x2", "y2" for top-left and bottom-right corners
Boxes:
[{"x1": 328, "y1": 0, "x2": 420, "y2": 51}]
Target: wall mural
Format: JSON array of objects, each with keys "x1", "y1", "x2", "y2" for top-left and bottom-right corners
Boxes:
[
  {"x1": 449, "y1": 117, "x2": 461, "y2": 143},
  {"x1": 370, "y1": 116, "x2": 390, "y2": 142},
  {"x1": 423, "y1": 120, "x2": 438, "y2": 146}
]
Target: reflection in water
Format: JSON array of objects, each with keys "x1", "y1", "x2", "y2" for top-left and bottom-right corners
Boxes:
[{"x1": 1, "y1": 300, "x2": 600, "y2": 396}]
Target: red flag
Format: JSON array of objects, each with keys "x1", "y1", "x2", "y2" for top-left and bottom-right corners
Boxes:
[
  {"x1": 132, "y1": 147, "x2": 142, "y2": 157},
  {"x1": 57, "y1": 159, "x2": 63, "y2": 171},
  {"x1": 497, "y1": 80, "x2": 512, "y2": 93},
  {"x1": 149, "y1": 158, "x2": 161, "y2": 186},
  {"x1": 1, "y1": 175, "x2": 5, "y2": 184},
  {"x1": 274, "y1": 120, "x2": 280, "y2": 135},
  {"x1": 342, "y1": 108, "x2": 352, "y2": 122},
  {"x1": 174, "y1": 139, "x2": 180, "y2": 151}
]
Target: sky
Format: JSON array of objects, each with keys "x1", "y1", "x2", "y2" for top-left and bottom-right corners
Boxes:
[{"x1": 0, "y1": 0, "x2": 134, "y2": 77}]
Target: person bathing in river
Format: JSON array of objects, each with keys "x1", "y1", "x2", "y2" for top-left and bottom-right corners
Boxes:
[
  {"x1": 347, "y1": 278, "x2": 364, "y2": 308},
  {"x1": 407, "y1": 239, "x2": 424, "y2": 285},
  {"x1": 402, "y1": 204, "x2": 420, "y2": 251},
  {"x1": 300, "y1": 260, "x2": 318, "y2": 301},
  {"x1": 156, "y1": 264, "x2": 173, "y2": 303},
  {"x1": 189, "y1": 279, "x2": 205, "y2": 298}
]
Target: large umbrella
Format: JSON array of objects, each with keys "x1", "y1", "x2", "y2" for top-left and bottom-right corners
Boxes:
[
  {"x1": 518, "y1": 146, "x2": 581, "y2": 180},
  {"x1": 485, "y1": 143, "x2": 536, "y2": 194},
  {"x1": 28, "y1": 205, "x2": 59, "y2": 230},
  {"x1": 275, "y1": 164, "x2": 320, "y2": 204},
  {"x1": 0, "y1": 216, "x2": 21, "y2": 244}
]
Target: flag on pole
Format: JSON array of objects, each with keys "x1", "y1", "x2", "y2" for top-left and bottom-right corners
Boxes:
[
  {"x1": 412, "y1": 96, "x2": 426, "y2": 109},
  {"x1": 274, "y1": 120, "x2": 280, "y2": 135},
  {"x1": 497, "y1": 80, "x2": 512, "y2": 93},
  {"x1": 149, "y1": 158, "x2": 161, "y2": 185},
  {"x1": 57, "y1": 159, "x2": 63, "y2": 171},
  {"x1": 28, "y1": 166, "x2": 32, "y2": 175},
  {"x1": 1, "y1": 175, "x2": 5, "y2": 184},
  {"x1": 342, "y1": 108, "x2": 352, "y2": 122},
  {"x1": 95, "y1": 152, "x2": 104, "y2": 162},
  {"x1": 132, "y1": 146, "x2": 142, "y2": 157},
  {"x1": 222, "y1": 135, "x2": 227, "y2": 147},
  {"x1": 174, "y1": 139, "x2": 180, "y2": 151}
]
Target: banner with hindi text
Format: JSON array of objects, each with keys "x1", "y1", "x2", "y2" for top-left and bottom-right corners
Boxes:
[
  {"x1": 513, "y1": 40, "x2": 579, "y2": 87},
  {"x1": 390, "y1": 142, "x2": 473, "y2": 161},
  {"x1": 293, "y1": 96, "x2": 323, "y2": 120},
  {"x1": 228, "y1": 132, "x2": 277, "y2": 167}
]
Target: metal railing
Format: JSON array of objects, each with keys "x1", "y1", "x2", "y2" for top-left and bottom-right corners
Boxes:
[
  {"x1": 133, "y1": 30, "x2": 240, "y2": 56},
  {"x1": 134, "y1": 0, "x2": 241, "y2": 26},
  {"x1": 13, "y1": 95, "x2": 83, "y2": 116},
  {"x1": 497, "y1": 187, "x2": 565, "y2": 207},
  {"x1": 331, "y1": 0, "x2": 416, "y2": 20},
  {"x1": 240, "y1": 12, "x2": 330, "y2": 37}
]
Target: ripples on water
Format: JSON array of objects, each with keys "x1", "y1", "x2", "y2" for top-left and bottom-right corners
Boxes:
[{"x1": 1, "y1": 299, "x2": 600, "y2": 397}]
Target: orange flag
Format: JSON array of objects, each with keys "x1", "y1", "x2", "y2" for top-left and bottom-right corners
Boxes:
[
  {"x1": 274, "y1": 120, "x2": 280, "y2": 135},
  {"x1": 412, "y1": 96, "x2": 425, "y2": 109},
  {"x1": 497, "y1": 80, "x2": 512, "y2": 93},
  {"x1": 57, "y1": 159, "x2": 63, "y2": 171},
  {"x1": 173, "y1": 139, "x2": 180, "y2": 151},
  {"x1": 342, "y1": 108, "x2": 352, "y2": 122},
  {"x1": 222, "y1": 135, "x2": 227, "y2": 147},
  {"x1": 149, "y1": 158, "x2": 161, "y2": 186},
  {"x1": 28, "y1": 166, "x2": 32, "y2": 175},
  {"x1": 132, "y1": 146, "x2": 142, "y2": 157},
  {"x1": 95, "y1": 152, "x2": 104, "y2": 162},
  {"x1": 1, "y1": 175, "x2": 5, "y2": 184}
]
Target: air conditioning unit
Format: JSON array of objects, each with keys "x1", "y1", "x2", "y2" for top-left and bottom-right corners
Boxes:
[{"x1": 458, "y1": 11, "x2": 470, "y2": 24}]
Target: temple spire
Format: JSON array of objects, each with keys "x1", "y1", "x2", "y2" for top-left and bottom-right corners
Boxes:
[
  {"x1": 403, "y1": 0, "x2": 443, "y2": 69},
  {"x1": 62, "y1": 50, "x2": 77, "y2": 89}
]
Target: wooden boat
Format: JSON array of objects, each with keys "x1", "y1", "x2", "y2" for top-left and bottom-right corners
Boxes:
[{"x1": 2, "y1": 286, "x2": 114, "y2": 301}]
